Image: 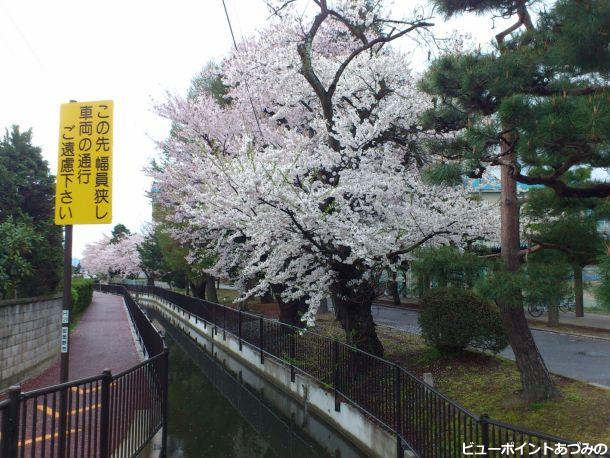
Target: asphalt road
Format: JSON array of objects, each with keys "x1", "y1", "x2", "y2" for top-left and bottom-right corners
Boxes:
[{"x1": 371, "y1": 303, "x2": 610, "y2": 388}]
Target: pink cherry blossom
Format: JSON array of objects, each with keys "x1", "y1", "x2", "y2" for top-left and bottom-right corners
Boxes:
[{"x1": 150, "y1": 1, "x2": 499, "y2": 326}]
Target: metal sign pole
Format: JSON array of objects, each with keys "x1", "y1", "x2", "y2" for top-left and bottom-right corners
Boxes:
[
  {"x1": 58, "y1": 224, "x2": 72, "y2": 458},
  {"x1": 60, "y1": 224, "x2": 72, "y2": 383},
  {"x1": 59, "y1": 98, "x2": 77, "y2": 384}
]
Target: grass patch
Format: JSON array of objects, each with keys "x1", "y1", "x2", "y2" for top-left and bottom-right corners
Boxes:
[
  {"x1": 217, "y1": 288, "x2": 240, "y2": 304},
  {"x1": 314, "y1": 314, "x2": 610, "y2": 444}
]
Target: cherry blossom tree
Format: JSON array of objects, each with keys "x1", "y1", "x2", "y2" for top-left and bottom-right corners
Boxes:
[
  {"x1": 81, "y1": 233, "x2": 142, "y2": 279},
  {"x1": 151, "y1": 0, "x2": 499, "y2": 355}
]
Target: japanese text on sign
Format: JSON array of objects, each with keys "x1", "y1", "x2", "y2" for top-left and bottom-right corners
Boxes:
[
  {"x1": 61, "y1": 326, "x2": 69, "y2": 353},
  {"x1": 54, "y1": 100, "x2": 113, "y2": 224}
]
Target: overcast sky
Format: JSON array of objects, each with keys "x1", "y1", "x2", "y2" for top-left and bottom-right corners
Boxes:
[{"x1": 0, "y1": 0, "x2": 512, "y2": 257}]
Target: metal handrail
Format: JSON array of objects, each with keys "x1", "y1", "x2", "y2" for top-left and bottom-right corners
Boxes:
[
  {"x1": 127, "y1": 283, "x2": 607, "y2": 458},
  {"x1": 0, "y1": 286, "x2": 168, "y2": 458}
]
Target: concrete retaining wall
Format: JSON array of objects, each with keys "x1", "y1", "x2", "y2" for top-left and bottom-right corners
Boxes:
[
  {"x1": 138, "y1": 293, "x2": 409, "y2": 458},
  {"x1": 0, "y1": 296, "x2": 62, "y2": 391}
]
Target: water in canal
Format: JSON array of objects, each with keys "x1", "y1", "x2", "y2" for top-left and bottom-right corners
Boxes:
[{"x1": 155, "y1": 313, "x2": 329, "y2": 458}]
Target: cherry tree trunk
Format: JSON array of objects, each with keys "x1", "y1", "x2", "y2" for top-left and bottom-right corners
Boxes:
[
  {"x1": 499, "y1": 150, "x2": 559, "y2": 401},
  {"x1": 335, "y1": 295, "x2": 384, "y2": 356},
  {"x1": 574, "y1": 264, "x2": 584, "y2": 317},
  {"x1": 271, "y1": 284, "x2": 309, "y2": 328},
  {"x1": 333, "y1": 274, "x2": 384, "y2": 357},
  {"x1": 276, "y1": 296, "x2": 308, "y2": 329},
  {"x1": 261, "y1": 289, "x2": 274, "y2": 303},
  {"x1": 190, "y1": 278, "x2": 206, "y2": 299},
  {"x1": 206, "y1": 275, "x2": 218, "y2": 303}
]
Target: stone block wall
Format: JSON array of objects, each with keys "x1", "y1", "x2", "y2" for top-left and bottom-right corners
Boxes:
[{"x1": 0, "y1": 296, "x2": 62, "y2": 391}]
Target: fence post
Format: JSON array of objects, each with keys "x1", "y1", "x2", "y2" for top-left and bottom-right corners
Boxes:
[
  {"x1": 259, "y1": 316, "x2": 264, "y2": 364},
  {"x1": 289, "y1": 329, "x2": 295, "y2": 383},
  {"x1": 161, "y1": 350, "x2": 169, "y2": 457},
  {"x1": 394, "y1": 365, "x2": 402, "y2": 458},
  {"x1": 238, "y1": 310, "x2": 243, "y2": 351},
  {"x1": 333, "y1": 340, "x2": 340, "y2": 412},
  {"x1": 2, "y1": 385, "x2": 21, "y2": 458},
  {"x1": 58, "y1": 383, "x2": 69, "y2": 457},
  {"x1": 223, "y1": 307, "x2": 227, "y2": 340},
  {"x1": 480, "y1": 413, "x2": 490, "y2": 457},
  {"x1": 99, "y1": 369, "x2": 112, "y2": 458}
]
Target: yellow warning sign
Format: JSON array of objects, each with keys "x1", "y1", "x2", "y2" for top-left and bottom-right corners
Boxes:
[{"x1": 54, "y1": 100, "x2": 113, "y2": 225}]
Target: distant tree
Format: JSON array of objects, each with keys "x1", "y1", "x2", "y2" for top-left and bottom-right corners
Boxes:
[
  {"x1": 137, "y1": 225, "x2": 167, "y2": 286},
  {"x1": 110, "y1": 224, "x2": 131, "y2": 243},
  {"x1": 81, "y1": 232, "x2": 141, "y2": 279},
  {"x1": 156, "y1": 230, "x2": 189, "y2": 288},
  {"x1": 188, "y1": 62, "x2": 229, "y2": 106},
  {"x1": 523, "y1": 182, "x2": 608, "y2": 319},
  {"x1": 0, "y1": 126, "x2": 62, "y2": 297},
  {"x1": 523, "y1": 250, "x2": 572, "y2": 327}
]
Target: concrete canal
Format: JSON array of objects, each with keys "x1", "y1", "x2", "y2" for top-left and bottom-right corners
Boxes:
[{"x1": 152, "y1": 310, "x2": 364, "y2": 457}]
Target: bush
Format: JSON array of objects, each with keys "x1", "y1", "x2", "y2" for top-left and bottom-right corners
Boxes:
[
  {"x1": 71, "y1": 278, "x2": 94, "y2": 316},
  {"x1": 411, "y1": 246, "x2": 487, "y2": 296},
  {"x1": 419, "y1": 287, "x2": 507, "y2": 354}
]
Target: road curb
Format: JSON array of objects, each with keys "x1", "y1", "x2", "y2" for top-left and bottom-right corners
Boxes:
[
  {"x1": 526, "y1": 319, "x2": 610, "y2": 336},
  {"x1": 372, "y1": 302, "x2": 420, "y2": 312},
  {"x1": 528, "y1": 325, "x2": 610, "y2": 342}
]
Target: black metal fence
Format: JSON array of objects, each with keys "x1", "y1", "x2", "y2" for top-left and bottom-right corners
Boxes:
[
  {"x1": 0, "y1": 285, "x2": 168, "y2": 458},
  {"x1": 125, "y1": 284, "x2": 607, "y2": 458}
]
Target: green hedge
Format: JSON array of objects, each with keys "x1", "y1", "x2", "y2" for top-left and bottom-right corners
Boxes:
[
  {"x1": 71, "y1": 278, "x2": 94, "y2": 316},
  {"x1": 419, "y1": 287, "x2": 508, "y2": 354}
]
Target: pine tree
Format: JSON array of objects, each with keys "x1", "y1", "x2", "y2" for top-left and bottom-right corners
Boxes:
[
  {"x1": 110, "y1": 224, "x2": 131, "y2": 243},
  {"x1": 137, "y1": 227, "x2": 167, "y2": 286},
  {"x1": 419, "y1": 0, "x2": 609, "y2": 400}
]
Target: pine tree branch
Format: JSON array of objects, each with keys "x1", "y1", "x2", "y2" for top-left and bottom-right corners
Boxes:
[
  {"x1": 525, "y1": 86, "x2": 608, "y2": 97},
  {"x1": 528, "y1": 239, "x2": 595, "y2": 262},
  {"x1": 495, "y1": 19, "x2": 523, "y2": 44},
  {"x1": 512, "y1": 171, "x2": 610, "y2": 198}
]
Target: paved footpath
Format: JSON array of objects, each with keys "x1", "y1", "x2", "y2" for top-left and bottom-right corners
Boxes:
[
  {"x1": 372, "y1": 303, "x2": 610, "y2": 388},
  {"x1": 20, "y1": 291, "x2": 140, "y2": 392}
]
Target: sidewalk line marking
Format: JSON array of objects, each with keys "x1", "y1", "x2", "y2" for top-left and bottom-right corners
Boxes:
[
  {"x1": 19, "y1": 428, "x2": 81, "y2": 446},
  {"x1": 70, "y1": 386, "x2": 100, "y2": 394},
  {"x1": 37, "y1": 403, "x2": 101, "y2": 419}
]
